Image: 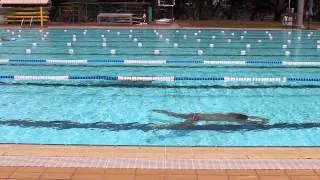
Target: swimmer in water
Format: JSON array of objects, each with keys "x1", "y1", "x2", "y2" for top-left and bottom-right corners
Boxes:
[
  {"x1": 0, "y1": 37, "x2": 11, "y2": 41},
  {"x1": 153, "y1": 109, "x2": 268, "y2": 128}
]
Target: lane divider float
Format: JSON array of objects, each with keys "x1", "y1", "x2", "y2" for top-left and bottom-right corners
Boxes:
[{"x1": 0, "y1": 75, "x2": 318, "y2": 82}]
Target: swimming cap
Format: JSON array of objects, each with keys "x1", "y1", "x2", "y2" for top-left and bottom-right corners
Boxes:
[{"x1": 192, "y1": 113, "x2": 200, "y2": 121}]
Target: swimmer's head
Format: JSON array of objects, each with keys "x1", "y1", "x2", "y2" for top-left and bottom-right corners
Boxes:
[{"x1": 192, "y1": 113, "x2": 200, "y2": 121}]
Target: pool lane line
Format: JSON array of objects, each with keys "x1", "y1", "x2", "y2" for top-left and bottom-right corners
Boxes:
[
  {"x1": 2, "y1": 59, "x2": 320, "y2": 67},
  {"x1": 1, "y1": 75, "x2": 320, "y2": 82}
]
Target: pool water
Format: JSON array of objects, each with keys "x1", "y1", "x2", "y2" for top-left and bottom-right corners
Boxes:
[{"x1": 0, "y1": 28, "x2": 319, "y2": 146}]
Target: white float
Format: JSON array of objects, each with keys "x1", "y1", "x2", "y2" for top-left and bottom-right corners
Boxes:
[
  {"x1": 209, "y1": 44, "x2": 214, "y2": 48},
  {"x1": 138, "y1": 42, "x2": 142, "y2": 47},
  {"x1": 154, "y1": 49, "x2": 160, "y2": 55},
  {"x1": 173, "y1": 43, "x2": 178, "y2": 48},
  {"x1": 197, "y1": 50, "x2": 203, "y2": 55},
  {"x1": 285, "y1": 51, "x2": 290, "y2": 56},
  {"x1": 25, "y1": 49, "x2": 32, "y2": 54},
  {"x1": 110, "y1": 49, "x2": 116, "y2": 55},
  {"x1": 102, "y1": 42, "x2": 107, "y2": 47},
  {"x1": 32, "y1": 43, "x2": 37, "y2": 47},
  {"x1": 240, "y1": 50, "x2": 246, "y2": 55},
  {"x1": 246, "y1": 44, "x2": 251, "y2": 48},
  {"x1": 68, "y1": 49, "x2": 74, "y2": 55}
]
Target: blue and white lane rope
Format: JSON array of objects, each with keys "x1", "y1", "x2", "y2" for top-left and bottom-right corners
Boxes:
[
  {"x1": 0, "y1": 75, "x2": 320, "y2": 82},
  {"x1": 2, "y1": 59, "x2": 320, "y2": 66}
]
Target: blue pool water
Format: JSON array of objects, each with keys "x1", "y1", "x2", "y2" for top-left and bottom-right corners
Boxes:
[{"x1": 0, "y1": 28, "x2": 320, "y2": 146}]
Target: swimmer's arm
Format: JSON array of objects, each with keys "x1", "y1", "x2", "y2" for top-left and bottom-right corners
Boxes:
[{"x1": 152, "y1": 109, "x2": 189, "y2": 119}]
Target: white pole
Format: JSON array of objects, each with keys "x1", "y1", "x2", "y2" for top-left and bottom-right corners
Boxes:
[
  {"x1": 297, "y1": 0, "x2": 305, "y2": 29},
  {"x1": 289, "y1": 0, "x2": 291, "y2": 9}
]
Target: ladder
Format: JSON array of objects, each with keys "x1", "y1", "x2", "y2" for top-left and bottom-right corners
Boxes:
[
  {"x1": 29, "y1": 16, "x2": 33, "y2": 28},
  {"x1": 20, "y1": 18, "x2": 24, "y2": 27}
]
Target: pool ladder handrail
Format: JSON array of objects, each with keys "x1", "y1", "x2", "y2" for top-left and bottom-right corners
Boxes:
[
  {"x1": 29, "y1": 16, "x2": 33, "y2": 28},
  {"x1": 20, "y1": 18, "x2": 24, "y2": 27}
]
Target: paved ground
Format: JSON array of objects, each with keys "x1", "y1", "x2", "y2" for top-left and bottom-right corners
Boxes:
[
  {"x1": 1, "y1": 167, "x2": 320, "y2": 180},
  {"x1": 0, "y1": 145, "x2": 320, "y2": 179}
]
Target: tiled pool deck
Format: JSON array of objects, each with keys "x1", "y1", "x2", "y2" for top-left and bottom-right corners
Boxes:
[{"x1": 0, "y1": 145, "x2": 320, "y2": 179}]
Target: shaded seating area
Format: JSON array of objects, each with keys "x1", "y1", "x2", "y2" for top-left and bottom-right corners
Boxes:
[
  {"x1": 51, "y1": 0, "x2": 150, "y2": 24},
  {"x1": 97, "y1": 13, "x2": 133, "y2": 24},
  {"x1": 0, "y1": 0, "x2": 50, "y2": 27},
  {"x1": 5, "y1": 8, "x2": 49, "y2": 25}
]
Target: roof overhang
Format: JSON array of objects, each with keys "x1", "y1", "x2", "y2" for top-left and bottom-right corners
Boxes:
[{"x1": 0, "y1": 0, "x2": 50, "y2": 5}]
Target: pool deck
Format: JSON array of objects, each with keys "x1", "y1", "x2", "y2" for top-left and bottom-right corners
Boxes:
[
  {"x1": 2, "y1": 20, "x2": 320, "y2": 30},
  {"x1": 0, "y1": 144, "x2": 320, "y2": 179}
]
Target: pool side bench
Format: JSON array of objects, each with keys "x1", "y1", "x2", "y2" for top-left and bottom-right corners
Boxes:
[{"x1": 97, "y1": 13, "x2": 133, "y2": 25}]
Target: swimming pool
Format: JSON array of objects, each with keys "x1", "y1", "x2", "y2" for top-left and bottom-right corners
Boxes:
[{"x1": 0, "y1": 28, "x2": 320, "y2": 146}]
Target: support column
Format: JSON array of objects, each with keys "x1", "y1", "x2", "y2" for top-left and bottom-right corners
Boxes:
[
  {"x1": 296, "y1": 0, "x2": 305, "y2": 29},
  {"x1": 40, "y1": 6, "x2": 43, "y2": 28}
]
